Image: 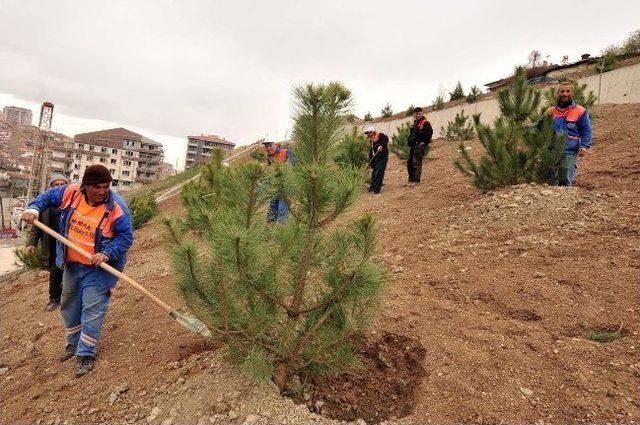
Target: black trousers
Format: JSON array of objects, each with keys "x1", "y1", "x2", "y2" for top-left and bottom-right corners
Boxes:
[
  {"x1": 407, "y1": 145, "x2": 429, "y2": 182},
  {"x1": 49, "y1": 261, "x2": 63, "y2": 301},
  {"x1": 369, "y1": 156, "x2": 388, "y2": 193}
]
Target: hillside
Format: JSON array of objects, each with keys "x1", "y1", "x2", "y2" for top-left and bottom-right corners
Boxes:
[{"x1": 1, "y1": 104, "x2": 638, "y2": 425}]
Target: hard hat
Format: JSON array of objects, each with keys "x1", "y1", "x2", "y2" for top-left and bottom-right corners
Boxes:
[{"x1": 363, "y1": 126, "x2": 376, "y2": 134}]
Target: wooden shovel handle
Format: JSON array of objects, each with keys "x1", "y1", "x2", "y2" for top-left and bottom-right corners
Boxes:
[{"x1": 32, "y1": 219, "x2": 173, "y2": 314}]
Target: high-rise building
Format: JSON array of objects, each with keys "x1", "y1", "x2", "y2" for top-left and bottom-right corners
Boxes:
[
  {"x1": 1, "y1": 106, "x2": 33, "y2": 126},
  {"x1": 185, "y1": 134, "x2": 235, "y2": 168},
  {"x1": 63, "y1": 127, "x2": 164, "y2": 189}
]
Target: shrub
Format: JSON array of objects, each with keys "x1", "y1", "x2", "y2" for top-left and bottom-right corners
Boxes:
[
  {"x1": 466, "y1": 86, "x2": 482, "y2": 103},
  {"x1": 129, "y1": 195, "x2": 159, "y2": 230},
  {"x1": 455, "y1": 67, "x2": 567, "y2": 191},
  {"x1": 432, "y1": 95, "x2": 445, "y2": 111},
  {"x1": 449, "y1": 81, "x2": 465, "y2": 102},
  {"x1": 441, "y1": 110, "x2": 474, "y2": 142},
  {"x1": 335, "y1": 126, "x2": 368, "y2": 168},
  {"x1": 405, "y1": 105, "x2": 416, "y2": 117},
  {"x1": 364, "y1": 112, "x2": 373, "y2": 121},
  {"x1": 166, "y1": 82, "x2": 384, "y2": 392},
  {"x1": 390, "y1": 122, "x2": 411, "y2": 160},
  {"x1": 381, "y1": 103, "x2": 393, "y2": 118},
  {"x1": 14, "y1": 245, "x2": 47, "y2": 270}
]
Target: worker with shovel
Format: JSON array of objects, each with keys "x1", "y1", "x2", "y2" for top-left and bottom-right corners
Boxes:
[
  {"x1": 22, "y1": 165, "x2": 133, "y2": 377},
  {"x1": 364, "y1": 126, "x2": 389, "y2": 194}
]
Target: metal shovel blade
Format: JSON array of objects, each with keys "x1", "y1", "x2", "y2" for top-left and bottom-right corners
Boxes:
[{"x1": 170, "y1": 310, "x2": 212, "y2": 337}]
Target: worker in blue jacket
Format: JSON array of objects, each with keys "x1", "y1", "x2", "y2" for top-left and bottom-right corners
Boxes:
[
  {"x1": 22, "y1": 165, "x2": 133, "y2": 377},
  {"x1": 543, "y1": 82, "x2": 593, "y2": 186}
]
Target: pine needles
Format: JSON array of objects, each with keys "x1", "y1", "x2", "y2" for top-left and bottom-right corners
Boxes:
[{"x1": 165, "y1": 82, "x2": 385, "y2": 392}]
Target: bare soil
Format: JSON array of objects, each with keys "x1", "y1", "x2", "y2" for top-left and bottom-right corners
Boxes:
[{"x1": 1, "y1": 103, "x2": 638, "y2": 425}]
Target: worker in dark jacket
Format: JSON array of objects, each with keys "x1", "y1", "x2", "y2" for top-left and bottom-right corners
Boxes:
[
  {"x1": 26, "y1": 173, "x2": 69, "y2": 311},
  {"x1": 406, "y1": 107, "x2": 433, "y2": 186},
  {"x1": 364, "y1": 126, "x2": 389, "y2": 194}
]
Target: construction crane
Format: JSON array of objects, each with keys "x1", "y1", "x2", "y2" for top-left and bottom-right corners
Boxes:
[{"x1": 26, "y1": 101, "x2": 54, "y2": 199}]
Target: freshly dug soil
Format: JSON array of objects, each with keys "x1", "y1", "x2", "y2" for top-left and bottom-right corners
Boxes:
[{"x1": 304, "y1": 332, "x2": 426, "y2": 424}]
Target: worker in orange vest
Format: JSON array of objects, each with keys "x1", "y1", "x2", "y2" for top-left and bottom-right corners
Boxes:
[{"x1": 262, "y1": 140, "x2": 294, "y2": 223}]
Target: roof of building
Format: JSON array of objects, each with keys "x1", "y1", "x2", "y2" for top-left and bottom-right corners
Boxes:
[
  {"x1": 74, "y1": 127, "x2": 163, "y2": 147},
  {"x1": 187, "y1": 134, "x2": 235, "y2": 146}
]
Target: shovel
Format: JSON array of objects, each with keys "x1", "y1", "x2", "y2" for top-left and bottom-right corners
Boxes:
[{"x1": 32, "y1": 219, "x2": 212, "y2": 337}]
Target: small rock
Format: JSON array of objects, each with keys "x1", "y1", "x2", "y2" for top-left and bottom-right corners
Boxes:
[
  {"x1": 533, "y1": 271, "x2": 545, "y2": 278},
  {"x1": 109, "y1": 382, "x2": 129, "y2": 405},
  {"x1": 0, "y1": 367, "x2": 8, "y2": 375},
  {"x1": 228, "y1": 410, "x2": 239, "y2": 420},
  {"x1": 243, "y1": 414, "x2": 260, "y2": 425},
  {"x1": 147, "y1": 407, "x2": 161, "y2": 422},
  {"x1": 392, "y1": 266, "x2": 403, "y2": 274},
  {"x1": 160, "y1": 418, "x2": 173, "y2": 425},
  {"x1": 176, "y1": 377, "x2": 186, "y2": 385},
  {"x1": 212, "y1": 402, "x2": 228, "y2": 414},
  {"x1": 520, "y1": 387, "x2": 534, "y2": 396},
  {"x1": 355, "y1": 419, "x2": 367, "y2": 425},
  {"x1": 197, "y1": 415, "x2": 209, "y2": 425}
]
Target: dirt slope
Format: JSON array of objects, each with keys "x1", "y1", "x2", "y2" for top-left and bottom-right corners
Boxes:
[{"x1": 1, "y1": 104, "x2": 638, "y2": 425}]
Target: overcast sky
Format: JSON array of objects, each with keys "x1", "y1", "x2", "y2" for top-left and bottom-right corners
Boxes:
[{"x1": 1, "y1": 0, "x2": 638, "y2": 170}]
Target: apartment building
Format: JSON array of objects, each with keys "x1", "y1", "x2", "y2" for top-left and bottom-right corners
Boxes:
[
  {"x1": 58, "y1": 128, "x2": 164, "y2": 189},
  {"x1": 185, "y1": 134, "x2": 235, "y2": 168},
  {"x1": 1, "y1": 106, "x2": 33, "y2": 126}
]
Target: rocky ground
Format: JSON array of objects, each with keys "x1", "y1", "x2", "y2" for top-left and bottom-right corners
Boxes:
[{"x1": 1, "y1": 103, "x2": 638, "y2": 424}]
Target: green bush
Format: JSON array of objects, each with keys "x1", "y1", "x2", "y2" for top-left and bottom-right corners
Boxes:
[
  {"x1": 166, "y1": 81, "x2": 384, "y2": 392},
  {"x1": 381, "y1": 103, "x2": 393, "y2": 118},
  {"x1": 390, "y1": 122, "x2": 411, "y2": 160},
  {"x1": 432, "y1": 95, "x2": 445, "y2": 111},
  {"x1": 363, "y1": 112, "x2": 373, "y2": 121},
  {"x1": 466, "y1": 86, "x2": 482, "y2": 103},
  {"x1": 14, "y1": 245, "x2": 47, "y2": 270},
  {"x1": 335, "y1": 126, "x2": 368, "y2": 167},
  {"x1": 455, "y1": 68, "x2": 567, "y2": 191},
  {"x1": 129, "y1": 195, "x2": 159, "y2": 230},
  {"x1": 405, "y1": 105, "x2": 416, "y2": 117},
  {"x1": 441, "y1": 110, "x2": 474, "y2": 142},
  {"x1": 449, "y1": 81, "x2": 465, "y2": 102}
]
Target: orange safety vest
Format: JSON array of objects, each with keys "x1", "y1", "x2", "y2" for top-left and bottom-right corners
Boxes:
[{"x1": 268, "y1": 148, "x2": 288, "y2": 165}]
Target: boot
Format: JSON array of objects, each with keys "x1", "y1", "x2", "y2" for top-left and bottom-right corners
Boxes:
[
  {"x1": 45, "y1": 299, "x2": 61, "y2": 311},
  {"x1": 59, "y1": 344, "x2": 76, "y2": 362},
  {"x1": 75, "y1": 356, "x2": 95, "y2": 378}
]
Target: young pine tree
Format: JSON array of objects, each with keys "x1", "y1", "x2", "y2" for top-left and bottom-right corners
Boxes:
[
  {"x1": 432, "y1": 95, "x2": 445, "y2": 111},
  {"x1": 455, "y1": 68, "x2": 566, "y2": 191},
  {"x1": 165, "y1": 82, "x2": 385, "y2": 393},
  {"x1": 390, "y1": 122, "x2": 411, "y2": 160},
  {"x1": 381, "y1": 103, "x2": 393, "y2": 118},
  {"x1": 335, "y1": 126, "x2": 369, "y2": 167},
  {"x1": 466, "y1": 85, "x2": 482, "y2": 103},
  {"x1": 441, "y1": 110, "x2": 474, "y2": 142},
  {"x1": 363, "y1": 112, "x2": 373, "y2": 121},
  {"x1": 449, "y1": 81, "x2": 465, "y2": 102}
]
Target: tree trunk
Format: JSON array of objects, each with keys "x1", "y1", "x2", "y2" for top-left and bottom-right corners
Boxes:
[{"x1": 273, "y1": 362, "x2": 289, "y2": 393}]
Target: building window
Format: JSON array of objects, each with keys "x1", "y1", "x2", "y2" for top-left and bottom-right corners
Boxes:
[
  {"x1": 78, "y1": 144, "x2": 84, "y2": 149},
  {"x1": 110, "y1": 169, "x2": 115, "y2": 174},
  {"x1": 110, "y1": 159, "x2": 117, "y2": 164},
  {"x1": 125, "y1": 150, "x2": 133, "y2": 157},
  {"x1": 89, "y1": 145, "x2": 94, "y2": 151},
  {"x1": 125, "y1": 140, "x2": 135, "y2": 147},
  {"x1": 122, "y1": 170, "x2": 130, "y2": 176},
  {"x1": 101, "y1": 147, "x2": 107, "y2": 153},
  {"x1": 75, "y1": 153, "x2": 81, "y2": 159},
  {"x1": 123, "y1": 160, "x2": 131, "y2": 166},
  {"x1": 87, "y1": 155, "x2": 94, "y2": 161},
  {"x1": 99, "y1": 158, "x2": 106, "y2": 163},
  {"x1": 73, "y1": 174, "x2": 79, "y2": 180},
  {"x1": 74, "y1": 164, "x2": 79, "y2": 169},
  {"x1": 123, "y1": 181, "x2": 131, "y2": 186},
  {"x1": 112, "y1": 148, "x2": 117, "y2": 154}
]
